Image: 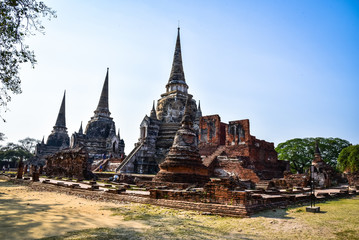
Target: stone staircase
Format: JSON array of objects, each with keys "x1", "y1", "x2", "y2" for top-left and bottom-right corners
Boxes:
[
  {"x1": 202, "y1": 145, "x2": 226, "y2": 168},
  {"x1": 92, "y1": 158, "x2": 109, "y2": 172},
  {"x1": 155, "y1": 122, "x2": 181, "y2": 148},
  {"x1": 115, "y1": 142, "x2": 144, "y2": 173}
]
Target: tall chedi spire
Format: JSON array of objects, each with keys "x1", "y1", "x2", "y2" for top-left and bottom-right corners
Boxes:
[
  {"x1": 54, "y1": 91, "x2": 66, "y2": 129},
  {"x1": 117, "y1": 27, "x2": 200, "y2": 175},
  {"x1": 166, "y1": 27, "x2": 188, "y2": 93},
  {"x1": 46, "y1": 91, "x2": 69, "y2": 147},
  {"x1": 94, "y1": 68, "x2": 111, "y2": 118}
]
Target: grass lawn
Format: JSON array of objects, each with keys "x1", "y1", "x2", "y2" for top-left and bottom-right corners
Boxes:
[{"x1": 41, "y1": 197, "x2": 359, "y2": 240}]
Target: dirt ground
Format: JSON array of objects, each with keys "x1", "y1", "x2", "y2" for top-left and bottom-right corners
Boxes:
[
  {"x1": 1, "y1": 179, "x2": 358, "y2": 240},
  {"x1": 0, "y1": 180, "x2": 148, "y2": 240}
]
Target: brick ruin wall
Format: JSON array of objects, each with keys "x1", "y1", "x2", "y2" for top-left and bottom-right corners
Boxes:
[
  {"x1": 225, "y1": 119, "x2": 251, "y2": 144},
  {"x1": 150, "y1": 179, "x2": 248, "y2": 205},
  {"x1": 270, "y1": 172, "x2": 310, "y2": 189},
  {"x1": 213, "y1": 158, "x2": 261, "y2": 183},
  {"x1": 45, "y1": 147, "x2": 94, "y2": 180},
  {"x1": 199, "y1": 115, "x2": 225, "y2": 146},
  {"x1": 149, "y1": 178, "x2": 312, "y2": 214},
  {"x1": 198, "y1": 115, "x2": 289, "y2": 181}
]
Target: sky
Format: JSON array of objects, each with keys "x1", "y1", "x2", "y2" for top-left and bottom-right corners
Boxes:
[{"x1": 1, "y1": 0, "x2": 359, "y2": 154}]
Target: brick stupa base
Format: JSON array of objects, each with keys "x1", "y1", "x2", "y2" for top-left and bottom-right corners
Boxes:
[
  {"x1": 153, "y1": 96, "x2": 210, "y2": 186},
  {"x1": 154, "y1": 148, "x2": 209, "y2": 185}
]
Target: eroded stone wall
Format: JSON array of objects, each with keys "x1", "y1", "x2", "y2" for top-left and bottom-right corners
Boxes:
[{"x1": 45, "y1": 147, "x2": 92, "y2": 180}]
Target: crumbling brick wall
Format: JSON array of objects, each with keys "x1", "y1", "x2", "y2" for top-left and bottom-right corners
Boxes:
[
  {"x1": 213, "y1": 158, "x2": 260, "y2": 183},
  {"x1": 226, "y1": 119, "x2": 250, "y2": 144},
  {"x1": 283, "y1": 172, "x2": 309, "y2": 188},
  {"x1": 199, "y1": 115, "x2": 223, "y2": 145},
  {"x1": 45, "y1": 147, "x2": 92, "y2": 180},
  {"x1": 198, "y1": 115, "x2": 289, "y2": 181},
  {"x1": 248, "y1": 137, "x2": 278, "y2": 163},
  {"x1": 149, "y1": 178, "x2": 301, "y2": 211},
  {"x1": 150, "y1": 178, "x2": 249, "y2": 205}
]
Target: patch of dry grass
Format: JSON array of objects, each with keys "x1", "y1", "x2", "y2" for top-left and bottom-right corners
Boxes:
[
  {"x1": 2, "y1": 179, "x2": 358, "y2": 240},
  {"x1": 40, "y1": 197, "x2": 359, "y2": 240}
]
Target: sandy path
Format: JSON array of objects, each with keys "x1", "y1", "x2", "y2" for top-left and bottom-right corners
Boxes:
[{"x1": 0, "y1": 180, "x2": 148, "y2": 240}]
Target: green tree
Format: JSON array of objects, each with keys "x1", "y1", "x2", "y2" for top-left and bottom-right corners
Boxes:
[
  {"x1": 275, "y1": 137, "x2": 351, "y2": 173},
  {"x1": 18, "y1": 137, "x2": 39, "y2": 153},
  {"x1": 337, "y1": 145, "x2": 359, "y2": 172},
  {"x1": 0, "y1": 0, "x2": 56, "y2": 120},
  {"x1": 0, "y1": 141, "x2": 33, "y2": 167}
]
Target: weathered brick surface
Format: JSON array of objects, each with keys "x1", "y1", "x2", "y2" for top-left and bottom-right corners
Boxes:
[
  {"x1": 199, "y1": 115, "x2": 224, "y2": 145},
  {"x1": 226, "y1": 119, "x2": 251, "y2": 144},
  {"x1": 199, "y1": 115, "x2": 289, "y2": 181},
  {"x1": 45, "y1": 147, "x2": 93, "y2": 180},
  {"x1": 28, "y1": 181, "x2": 249, "y2": 217},
  {"x1": 214, "y1": 159, "x2": 260, "y2": 183},
  {"x1": 147, "y1": 177, "x2": 316, "y2": 215},
  {"x1": 283, "y1": 172, "x2": 309, "y2": 188},
  {"x1": 269, "y1": 172, "x2": 309, "y2": 189},
  {"x1": 151, "y1": 178, "x2": 249, "y2": 205}
]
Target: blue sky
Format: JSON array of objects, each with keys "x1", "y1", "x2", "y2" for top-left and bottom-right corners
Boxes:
[{"x1": 1, "y1": 0, "x2": 359, "y2": 153}]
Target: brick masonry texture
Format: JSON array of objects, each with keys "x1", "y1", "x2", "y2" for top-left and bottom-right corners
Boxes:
[
  {"x1": 199, "y1": 115, "x2": 289, "y2": 182},
  {"x1": 45, "y1": 147, "x2": 94, "y2": 180}
]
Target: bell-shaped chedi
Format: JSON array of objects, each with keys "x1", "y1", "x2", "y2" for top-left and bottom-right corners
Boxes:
[{"x1": 154, "y1": 96, "x2": 210, "y2": 185}]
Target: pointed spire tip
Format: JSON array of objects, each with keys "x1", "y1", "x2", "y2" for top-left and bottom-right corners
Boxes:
[
  {"x1": 54, "y1": 91, "x2": 66, "y2": 128},
  {"x1": 167, "y1": 27, "x2": 187, "y2": 89},
  {"x1": 94, "y1": 68, "x2": 110, "y2": 117}
]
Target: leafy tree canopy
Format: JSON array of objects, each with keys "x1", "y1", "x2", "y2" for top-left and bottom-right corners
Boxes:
[
  {"x1": 0, "y1": 143, "x2": 32, "y2": 161},
  {"x1": 337, "y1": 145, "x2": 359, "y2": 173},
  {"x1": 275, "y1": 137, "x2": 351, "y2": 173},
  {"x1": 0, "y1": 135, "x2": 40, "y2": 166},
  {"x1": 18, "y1": 136, "x2": 39, "y2": 153},
  {"x1": 0, "y1": 0, "x2": 56, "y2": 120}
]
